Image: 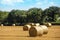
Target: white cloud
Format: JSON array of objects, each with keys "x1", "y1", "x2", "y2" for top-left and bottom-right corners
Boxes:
[
  {"x1": 28, "y1": 1, "x2": 43, "y2": 9},
  {"x1": 36, "y1": 2, "x2": 42, "y2": 5},
  {"x1": 29, "y1": 3, "x2": 42, "y2": 8},
  {"x1": 44, "y1": 0, "x2": 48, "y2": 3},
  {"x1": 36, "y1": 0, "x2": 48, "y2": 3},
  {"x1": 1, "y1": 0, "x2": 24, "y2": 5},
  {"x1": 49, "y1": 2, "x2": 55, "y2": 6}
]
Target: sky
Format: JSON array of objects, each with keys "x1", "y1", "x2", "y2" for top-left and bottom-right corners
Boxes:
[{"x1": 0, "y1": 0, "x2": 60, "y2": 11}]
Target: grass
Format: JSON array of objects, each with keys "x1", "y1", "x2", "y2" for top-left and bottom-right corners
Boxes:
[{"x1": 0, "y1": 25, "x2": 60, "y2": 40}]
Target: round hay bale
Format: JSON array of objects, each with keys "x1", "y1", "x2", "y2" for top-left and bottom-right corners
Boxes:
[
  {"x1": 12, "y1": 24, "x2": 15, "y2": 26},
  {"x1": 1, "y1": 24, "x2": 3, "y2": 26},
  {"x1": 40, "y1": 25, "x2": 48, "y2": 34},
  {"x1": 31, "y1": 23, "x2": 35, "y2": 26},
  {"x1": 23, "y1": 25, "x2": 31, "y2": 31},
  {"x1": 35, "y1": 23, "x2": 40, "y2": 26},
  {"x1": 29, "y1": 26, "x2": 43, "y2": 37},
  {"x1": 48, "y1": 23, "x2": 52, "y2": 27},
  {"x1": 44, "y1": 23, "x2": 52, "y2": 27},
  {"x1": 28, "y1": 23, "x2": 35, "y2": 26}
]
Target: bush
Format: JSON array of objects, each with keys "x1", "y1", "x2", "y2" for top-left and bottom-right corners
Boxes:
[{"x1": 51, "y1": 22, "x2": 60, "y2": 25}]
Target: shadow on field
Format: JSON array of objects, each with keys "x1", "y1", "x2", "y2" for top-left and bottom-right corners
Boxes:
[
  {"x1": 0, "y1": 35, "x2": 39, "y2": 37},
  {"x1": 52, "y1": 37, "x2": 60, "y2": 38},
  {"x1": 0, "y1": 35, "x2": 29, "y2": 37}
]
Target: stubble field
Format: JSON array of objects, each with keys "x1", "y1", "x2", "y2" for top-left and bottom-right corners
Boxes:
[{"x1": 0, "y1": 25, "x2": 60, "y2": 40}]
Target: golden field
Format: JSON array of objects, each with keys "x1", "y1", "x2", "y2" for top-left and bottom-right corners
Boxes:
[{"x1": 0, "y1": 25, "x2": 60, "y2": 40}]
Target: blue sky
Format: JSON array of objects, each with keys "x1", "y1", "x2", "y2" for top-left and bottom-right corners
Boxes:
[{"x1": 0, "y1": 0, "x2": 60, "y2": 11}]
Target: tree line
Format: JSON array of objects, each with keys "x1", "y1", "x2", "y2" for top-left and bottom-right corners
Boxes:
[{"x1": 0, "y1": 6, "x2": 60, "y2": 26}]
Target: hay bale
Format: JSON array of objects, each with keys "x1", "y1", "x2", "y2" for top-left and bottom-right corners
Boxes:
[
  {"x1": 12, "y1": 24, "x2": 15, "y2": 26},
  {"x1": 23, "y1": 25, "x2": 31, "y2": 31},
  {"x1": 23, "y1": 23, "x2": 35, "y2": 31},
  {"x1": 29, "y1": 26, "x2": 43, "y2": 37},
  {"x1": 1, "y1": 24, "x2": 3, "y2": 26},
  {"x1": 31, "y1": 23, "x2": 35, "y2": 26},
  {"x1": 35, "y1": 23, "x2": 40, "y2": 26},
  {"x1": 40, "y1": 25, "x2": 48, "y2": 34},
  {"x1": 28, "y1": 23, "x2": 35, "y2": 26},
  {"x1": 44, "y1": 23, "x2": 52, "y2": 27},
  {"x1": 48, "y1": 23, "x2": 52, "y2": 27}
]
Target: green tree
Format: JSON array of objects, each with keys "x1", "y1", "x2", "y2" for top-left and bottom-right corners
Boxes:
[
  {"x1": 27, "y1": 8, "x2": 42, "y2": 23},
  {"x1": 0, "y1": 11, "x2": 9, "y2": 24},
  {"x1": 42, "y1": 6, "x2": 60, "y2": 22},
  {"x1": 7, "y1": 10, "x2": 27, "y2": 25}
]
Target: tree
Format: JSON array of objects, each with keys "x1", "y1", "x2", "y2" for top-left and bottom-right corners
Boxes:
[
  {"x1": 42, "y1": 6, "x2": 60, "y2": 22},
  {"x1": 27, "y1": 8, "x2": 43, "y2": 23},
  {"x1": 0, "y1": 11, "x2": 9, "y2": 24},
  {"x1": 7, "y1": 10, "x2": 27, "y2": 25}
]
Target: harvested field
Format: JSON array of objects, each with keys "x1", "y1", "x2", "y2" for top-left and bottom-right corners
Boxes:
[{"x1": 0, "y1": 25, "x2": 60, "y2": 40}]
